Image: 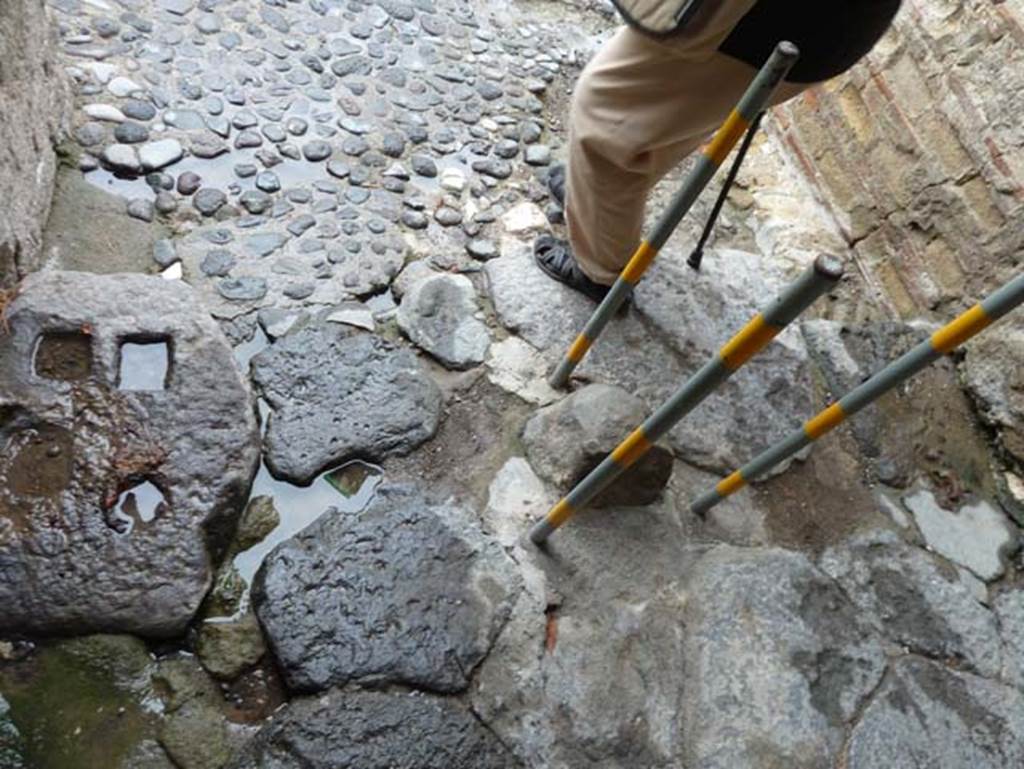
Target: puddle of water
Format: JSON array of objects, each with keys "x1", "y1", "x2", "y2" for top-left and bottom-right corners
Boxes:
[
  {"x1": 0, "y1": 641, "x2": 156, "y2": 769},
  {"x1": 6, "y1": 425, "x2": 73, "y2": 501},
  {"x1": 108, "y1": 481, "x2": 166, "y2": 535},
  {"x1": 34, "y1": 332, "x2": 93, "y2": 382},
  {"x1": 407, "y1": 157, "x2": 472, "y2": 197},
  {"x1": 83, "y1": 167, "x2": 155, "y2": 201},
  {"x1": 117, "y1": 341, "x2": 170, "y2": 391},
  {"x1": 232, "y1": 458, "x2": 382, "y2": 585}
]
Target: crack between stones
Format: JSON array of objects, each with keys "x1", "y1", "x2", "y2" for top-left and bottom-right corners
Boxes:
[{"x1": 835, "y1": 660, "x2": 892, "y2": 768}]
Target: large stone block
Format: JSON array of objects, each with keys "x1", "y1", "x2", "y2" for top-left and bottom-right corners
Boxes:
[
  {"x1": 0, "y1": 272, "x2": 260, "y2": 637},
  {"x1": 521, "y1": 383, "x2": 673, "y2": 507},
  {"x1": 230, "y1": 689, "x2": 520, "y2": 769},
  {"x1": 251, "y1": 324, "x2": 442, "y2": 485},
  {"x1": 253, "y1": 485, "x2": 520, "y2": 693},
  {"x1": 0, "y1": 0, "x2": 71, "y2": 285}
]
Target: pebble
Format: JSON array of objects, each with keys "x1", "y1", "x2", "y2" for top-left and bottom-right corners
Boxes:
[
  {"x1": 382, "y1": 132, "x2": 406, "y2": 158},
  {"x1": 75, "y1": 122, "x2": 106, "y2": 147},
  {"x1": 410, "y1": 154, "x2": 437, "y2": 177},
  {"x1": 92, "y1": 17, "x2": 120, "y2": 38},
  {"x1": 232, "y1": 110, "x2": 259, "y2": 130},
  {"x1": 287, "y1": 215, "x2": 317, "y2": 237},
  {"x1": 196, "y1": 13, "x2": 221, "y2": 34},
  {"x1": 327, "y1": 160, "x2": 350, "y2": 179},
  {"x1": 235, "y1": 130, "x2": 264, "y2": 149},
  {"x1": 200, "y1": 249, "x2": 236, "y2": 277},
  {"x1": 138, "y1": 139, "x2": 184, "y2": 172},
  {"x1": 283, "y1": 282, "x2": 316, "y2": 300},
  {"x1": 302, "y1": 140, "x2": 332, "y2": 161},
  {"x1": 240, "y1": 190, "x2": 273, "y2": 214},
  {"x1": 525, "y1": 145, "x2": 552, "y2": 166},
  {"x1": 245, "y1": 233, "x2": 288, "y2": 257},
  {"x1": 190, "y1": 134, "x2": 228, "y2": 159},
  {"x1": 286, "y1": 117, "x2": 308, "y2": 136},
  {"x1": 107, "y1": 76, "x2": 141, "y2": 97},
  {"x1": 217, "y1": 277, "x2": 268, "y2": 302},
  {"x1": 520, "y1": 121, "x2": 543, "y2": 143},
  {"x1": 477, "y1": 81, "x2": 503, "y2": 101},
  {"x1": 341, "y1": 136, "x2": 370, "y2": 156},
  {"x1": 440, "y1": 168, "x2": 466, "y2": 193},
  {"x1": 193, "y1": 188, "x2": 227, "y2": 216},
  {"x1": 153, "y1": 239, "x2": 178, "y2": 267},
  {"x1": 154, "y1": 192, "x2": 178, "y2": 215},
  {"x1": 401, "y1": 210, "x2": 429, "y2": 229},
  {"x1": 146, "y1": 172, "x2": 174, "y2": 191},
  {"x1": 472, "y1": 159, "x2": 512, "y2": 179},
  {"x1": 83, "y1": 103, "x2": 126, "y2": 123},
  {"x1": 121, "y1": 99, "x2": 157, "y2": 121},
  {"x1": 262, "y1": 124, "x2": 286, "y2": 143},
  {"x1": 176, "y1": 172, "x2": 202, "y2": 195},
  {"x1": 434, "y1": 207, "x2": 463, "y2": 227},
  {"x1": 126, "y1": 198, "x2": 154, "y2": 222},
  {"x1": 113, "y1": 121, "x2": 149, "y2": 144},
  {"x1": 466, "y1": 239, "x2": 499, "y2": 260},
  {"x1": 161, "y1": 0, "x2": 196, "y2": 15},
  {"x1": 256, "y1": 172, "x2": 281, "y2": 192},
  {"x1": 163, "y1": 109, "x2": 206, "y2": 130},
  {"x1": 102, "y1": 143, "x2": 141, "y2": 174},
  {"x1": 494, "y1": 140, "x2": 520, "y2": 159}
]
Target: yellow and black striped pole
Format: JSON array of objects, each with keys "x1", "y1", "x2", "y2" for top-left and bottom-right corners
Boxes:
[
  {"x1": 691, "y1": 272, "x2": 1024, "y2": 517},
  {"x1": 528, "y1": 254, "x2": 843, "y2": 545},
  {"x1": 548, "y1": 41, "x2": 800, "y2": 389}
]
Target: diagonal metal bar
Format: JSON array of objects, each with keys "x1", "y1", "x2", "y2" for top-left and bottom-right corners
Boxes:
[
  {"x1": 690, "y1": 272, "x2": 1024, "y2": 517},
  {"x1": 549, "y1": 41, "x2": 799, "y2": 390},
  {"x1": 687, "y1": 111, "x2": 765, "y2": 271},
  {"x1": 529, "y1": 253, "x2": 843, "y2": 545}
]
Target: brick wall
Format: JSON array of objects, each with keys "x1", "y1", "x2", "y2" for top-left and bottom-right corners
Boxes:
[{"x1": 770, "y1": 0, "x2": 1024, "y2": 321}]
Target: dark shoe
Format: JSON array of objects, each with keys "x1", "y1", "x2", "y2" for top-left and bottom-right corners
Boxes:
[
  {"x1": 547, "y1": 164, "x2": 566, "y2": 208},
  {"x1": 533, "y1": 234, "x2": 613, "y2": 304}
]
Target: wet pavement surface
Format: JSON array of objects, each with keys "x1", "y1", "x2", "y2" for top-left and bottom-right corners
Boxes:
[{"x1": 3, "y1": 0, "x2": 1024, "y2": 767}]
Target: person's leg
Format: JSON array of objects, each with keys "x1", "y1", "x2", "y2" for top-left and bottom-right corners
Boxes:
[{"x1": 563, "y1": 26, "x2": 808, "y2": 286}]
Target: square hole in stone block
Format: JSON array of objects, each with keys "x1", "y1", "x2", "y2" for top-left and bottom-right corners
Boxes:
[
  {"x1": 34, "y1": 331, "x2": 93, "y2": 381},
  {"x1": 118, "y1": 338, "x2": 171, "y2": 391}
]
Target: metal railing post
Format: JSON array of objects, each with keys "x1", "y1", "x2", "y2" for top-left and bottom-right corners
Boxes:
[
  {"x1": 687, "y1": 112, "x2": 765, "y2": 271},
  {"x1": 548, "y1": 41, "x2": 800, "y2": 390},
  {"x1": 690, "y1": 272, "x2": 1024, "y2": 517},
  {"x1": 529, "y1": 254, "x2": 843, "y2": 545}
]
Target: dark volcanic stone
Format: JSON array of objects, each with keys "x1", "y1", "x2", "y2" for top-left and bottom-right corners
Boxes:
[
  {"x1": 250, "y1": 325, "x2": 442, "y2": 484},
  {"x1": 253, "y1": 485, "x2": 519, "y2": 692},
  {"x1": 228, "y1": 689, "x2": 520, "y2": 769},
  {"x1": 0, "y1": 272, "x2": 259, "y2": 637}
]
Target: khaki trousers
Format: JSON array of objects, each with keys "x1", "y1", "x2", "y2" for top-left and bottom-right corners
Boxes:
[{"x1": 566, "y1": 15, "x2": 811, "y2": 285}]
